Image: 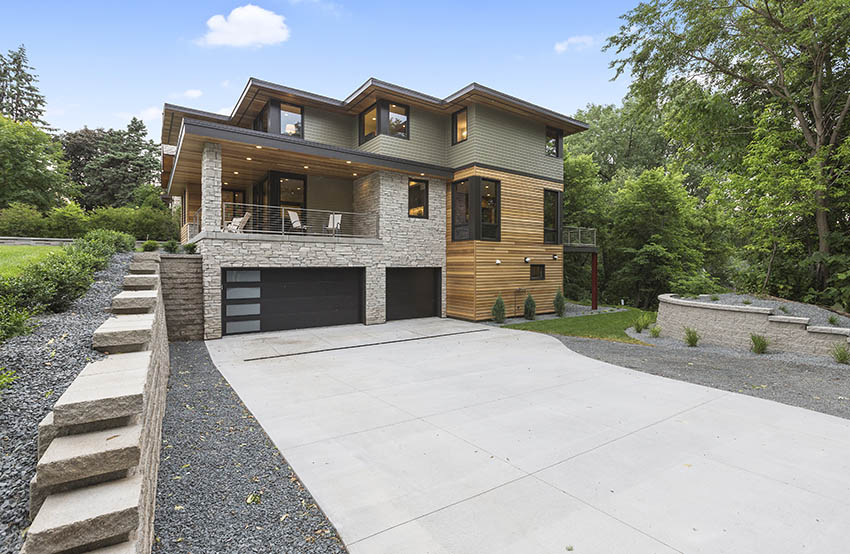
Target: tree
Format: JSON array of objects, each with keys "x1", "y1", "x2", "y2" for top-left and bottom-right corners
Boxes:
[
  {"x1": 0, "y1": 115, "x2": 72, "y2": 210},
  {"x1": 606, "y1": 0, "x2": 850, "y2": 288},
  {"x1": 60, "y1": 118, "x2": 160, "y2": 208},
  {"x1": 0, "y1": 45, "x2": 48, "y2": 127}
]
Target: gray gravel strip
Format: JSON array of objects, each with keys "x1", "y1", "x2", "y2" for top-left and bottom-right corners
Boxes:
[
  {"x1": 153, "y1": 341, "x2": 347, "y2": 554},
  {"x1": 687, "y1": 293, "x2": 850, "y2": 328},
  {"x1": 0, "y1": 252, "x2": 132, "y2": 554},
  {"x1": 552, "y1": 333, "x2": 850, "y2": 420}
]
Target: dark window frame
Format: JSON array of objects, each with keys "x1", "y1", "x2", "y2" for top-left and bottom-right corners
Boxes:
[
  {"x1": 530, "y1": 264, "x2": 546, "y2": 281},
  {"x1": 359, "y1": 102, "x2": 379, "y2": 145},
  {"x1": 543, "y1": 188, "x2": 562, "y2": 244},
  {"x1": 450, "y1": 176, "x2": 501, "y2": 242},
  {"x1": 278, "y1": 101, "x2": 304, "y2": 139},
  {"x1": 359, "y1": 100, "x2": 410, "y2": 144},
  {"x1": 384, "y1": 100, "x2": 410, "y2": 140},
  {"x1": 408, "y1": 179, "x2": 429, "y2": 219},
  {"x1": 545, "y1": 126, "x2": 563, "y2": 158},
  {"x1": 253, "y1": 100, "x2": 304, "y2": 138},
  {"x1": 452, "y1": 108, "x2": 468, "y2": 145}
]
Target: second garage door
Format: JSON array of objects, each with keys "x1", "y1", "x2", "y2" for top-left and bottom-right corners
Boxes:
[
  {"x1": 223, "y1": 267, "x2": 364, "y2": 335},
  {"x1": 385, "y1": 267, "x2": 441, "y2": 321}
]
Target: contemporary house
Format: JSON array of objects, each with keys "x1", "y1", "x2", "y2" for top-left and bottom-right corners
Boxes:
[{"x1": 161, "y1": 78, "x2": 588, "y2": 338}]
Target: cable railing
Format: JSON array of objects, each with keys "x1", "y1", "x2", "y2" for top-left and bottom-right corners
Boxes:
[
  {"x1": 564, "y1": 226, "x2": 596, "y2": 246},
  {"x1": 221, "y1": 202, "x2": 378, "y2": 239}
]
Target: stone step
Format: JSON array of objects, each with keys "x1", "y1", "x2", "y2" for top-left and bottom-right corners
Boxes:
[
  {"x1": 123, "y1": 274, "x2": 159, "y2": 291},
  {"x1": 807, "y1": 325, "x2": 850, "y2": 336},
  {"x1": 112, "y1": 290, "x2": 158, "y2": 314},
  {"x1": 22, "y1": 474, "x2": 142, "y2": 554},
  {"x1": 52, "y1": 352, "x2": 150, "y2": 427},
  {"x1": 128, "y1": 262, "x2": 158, "y2": 275},
  {"x1": 92, "y1": 314, "x2": 155, "y2": 353},
  {"x1": 37, "y1": 424, "x2": 142, "y2": 490},
  {"x1": 133, "y1": 252, "x2": 160, "y2": 264}
]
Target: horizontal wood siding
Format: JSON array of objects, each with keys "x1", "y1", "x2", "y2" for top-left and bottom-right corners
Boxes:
[
  {"x1": 357, "y1": 106, "x2": 447, "y2": 166},
  {"x1": 445, "y1": 166, "x2": 564, "y2": 320},
  {"x1": 303, "y1": 107, "x2": 356, "y2": 149}
]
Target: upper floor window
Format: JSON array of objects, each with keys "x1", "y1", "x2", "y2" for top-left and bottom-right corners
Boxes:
[
  {"x1": 480, "y1": 179, "x2": 500, "y2": 241},
  {"x1": 359, "y1": 100, "x2": 409, "y2": 144},
  {"x1": 545, "y1": 126, "x2": 563, "y2": 157},
  {"x1": 408, "y1": 179, "x2": 428, "y2": 218},
  {"x1": 280, "y1": 104, "x2": 302, "y2": 137},
  {"x1": 451, "y1": 177, "x2": 500, "y2": 242},
  {"x1": 452, "y1": 179, "x2": 471, "y2": 241},
  {"x1": 543, "y1": 189, "x2": 561, "y2": 244},
  {"x1": 452, "y1": 108, "x2": 468, "y2": 144}
]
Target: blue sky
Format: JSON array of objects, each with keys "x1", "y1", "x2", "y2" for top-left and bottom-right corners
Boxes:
[{"x1": 1, "y1": 0, "x2": 636, "y2": 140}]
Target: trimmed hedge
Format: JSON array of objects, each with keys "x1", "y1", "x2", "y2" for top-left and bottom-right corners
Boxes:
[{"x1": 0, "y1": 229, "x2": 134, "y2": 341}]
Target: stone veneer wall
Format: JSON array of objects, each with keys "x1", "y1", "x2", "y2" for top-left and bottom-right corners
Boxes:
[
  {"x1": 197, "y1": 161, "x2": 447, "y2": 339},
  {"x1": 159, "y1": 254, "x2": 204, "y2": 341},
  {"x1": 656, "y1": 293, "x2": 850, "y2": 357}
]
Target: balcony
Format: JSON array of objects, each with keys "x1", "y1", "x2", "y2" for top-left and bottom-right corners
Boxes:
[
  {"x1": 563, "y1": 226, "x2": 596, "y2": 247},
  {"x1": 221, "y1": 203, "x2": 378, "y2": 239}
]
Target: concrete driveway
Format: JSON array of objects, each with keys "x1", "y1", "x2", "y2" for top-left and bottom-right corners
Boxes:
[{"x1": 206, "y1": 318, "x2": 850, "y2": 553}]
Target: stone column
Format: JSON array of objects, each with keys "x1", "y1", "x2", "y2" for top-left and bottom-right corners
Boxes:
[
  {"x1": 201, "y1": 142, "x2": 222, "y2": 233},
  {"x1": 365, "y1": 264, "x2": 386, "y2": 324}
]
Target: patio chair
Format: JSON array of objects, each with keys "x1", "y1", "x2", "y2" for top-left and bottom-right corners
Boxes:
[
  {"x1": 224, "y1": 211, "x2": 251, "y2": 233},
  {"x1": 288, "y1": 210, "x2": 309, "y2": 233},
  {"x1": 325, "y1": 213, "x2": 342, "y2": 236}
]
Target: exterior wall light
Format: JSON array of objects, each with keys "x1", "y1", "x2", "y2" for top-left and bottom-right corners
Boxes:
[
  {"x1": 495, "y1": 259, "x2": 501, "y2": 265},
  {"x1": 552, "y1": 254, "x2": 559, "y2": 260},
  {"x1": 524, "y1": 257, "x2": 531, "y2": 263}
]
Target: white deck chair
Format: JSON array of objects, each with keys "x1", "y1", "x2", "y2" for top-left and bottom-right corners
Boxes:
[
  {"x1": 325, "y1": 213, "x2": 342, "y2": 235},
  {"x1": 288, "y1": 210, "x2": 308, "y2": 233},
  {"x1": 224, "y1": 211, "x2": 251, "y2": 233}
]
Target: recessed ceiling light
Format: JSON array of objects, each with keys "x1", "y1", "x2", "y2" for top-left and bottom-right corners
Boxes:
[
  {"x1": 246, "y1": 157, "x2": 252, "y2": 161},
  {"x1": 346, "y1": 160, "x2": 351, "y2": 164},
  {"x1": 233, "y1": 171, "x2": 239, "y2": 174},
  {"x1": 303, "y1": 165, "x2": 309, "y2": 169},
  {"x1": 353, "y1": 173, "x2": 357, "y2": 176},
  {"x1": 420, "y1": 173, "x2": 425, "y2": 176},
  {"x1": 224, "y1": 182, "x2": 228, "y2": 185},
  {"x1": 256, "y1": 145, "x2": 262, "y2": 149}
]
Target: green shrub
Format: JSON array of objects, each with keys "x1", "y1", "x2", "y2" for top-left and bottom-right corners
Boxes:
[
  {"x1": 142, "y1": 240, "x2": 159, "y2": 252},
  {"x1": 828, "y1": 315, "x2": 840, "y2": 326},
  {"x1": 83, "y1": 229, "x2": 135, "y2": 252},
  {"x1": 831, "y1": 343, "x2": 849, "y2": 364},
  {"x1": 778, "y1": 305, "x2": 789, "y2": 314},
  {"x1": 46, "y1": 202, "x2": 89, "y2": 238},
  {"x1": 649, "y1": 326, "x2": 661, "y2": 338},
  {"x1": 0, "y1": 202, "x2": 46, "y2": 237},
  {"x1": 684, "y1": 327, "x2": 700, "y2": 347},
  {"x1": 20, "y1": 250, "x2": 93, "y2": 312},
  {"x1": 710, "y1": 294, "x2": 720, "y2": 301},
  {"x1": 554, "y1": 289, "x2": 566, "y2": 317},
  {"x1": 524, "y1": 293, "x2": 536, "y2": 320},
  {"x1": 163, "y1": 239, "x2": 179, "y2": 254},
  {"x1": 491, "y1": 295, "x2": 506, "y2": 323},
  {"x1": 670, "y1": 272, "x2": 723, "y2": 296},
  {"x1": 750, "y1": 334, "x2": 769, "y2": 354},
  {"x1": 742, "y1": 299, "x2": 752, "y2": 305},
  {"x1": 634, "y1": 312, "x2": 657, "y2": 333},
  {"x1": 133, "y1": 206, "x2": 179, "y2": 241},
  {"x1": 182, "y1": 242, "x2": 198, "y2": 255},
  {"x1": 88, "y1": 206, "x2": 136, "y2": 235},
  {"x1": 0, "y1": 296, "x2": 35, "y2": 341},
  {"x1": 0, "y1": 368, "x2": 18, "y2": 394}
]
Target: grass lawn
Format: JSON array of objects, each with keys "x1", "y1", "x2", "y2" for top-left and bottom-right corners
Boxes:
[
  {"x1": 0, "y1": 245, "x2": 62, "y2": 278},
  {"x1": 505, "y1": 307, "x2": 653, "y2": 344}
]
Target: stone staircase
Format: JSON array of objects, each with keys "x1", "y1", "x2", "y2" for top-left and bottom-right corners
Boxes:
[{"x1": 22, "y1": 252, "x2": 170, "y2": 554}]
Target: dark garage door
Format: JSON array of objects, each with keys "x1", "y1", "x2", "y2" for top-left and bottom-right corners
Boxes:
[
  {"x1": 386, "y1": 267, "x2": 441, "y2": 321},
  {"x1": 222, "y1": 268, "x2": 364, "y2": 335}
]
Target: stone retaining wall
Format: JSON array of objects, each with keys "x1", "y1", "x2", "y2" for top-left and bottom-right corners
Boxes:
[
  {"x1": 656, "y1": 293, "x2": 850, "y2": 357},
  {"x1": 21, "y1": 252, "x2": 170, "y2": 554},
  {"x1": 159, "y1": 254, "x2": 204, "y2": 341}
]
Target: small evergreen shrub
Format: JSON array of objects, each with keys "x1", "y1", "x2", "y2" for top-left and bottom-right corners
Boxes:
[
  {"x1": 684, "y1": 327, "x2": 700, "y2": 347},
  {"x1": 554, "y1": 289, "x2": 566, "y2": 317},
  {"x1": 163, "y1": 239, "x2": 179, "y2": 254},
  {"x1": 742, "y1": 299, "x2": 752, "y2": 305},
  {"x1": 831, "y1": 343, "x2": 849, "y2": 364},
  {"x1": 0, "y1": 297, "x2": 35, "y2": 341},
  {"x1": 46, "y1": 202, "x2": 89, "y2": 238},
  {"x1": 523, "y1": 293, "x2": 536, "y2": 320},
  {"x1": 778, "y1": 305, "x2": 789, "y2": 314},
  {"x1": 142, "y1": 240, "x2": 159, "y2": 252},
  {"x1": 21, "y1": 250, "x2": 94, "y2": 312},
  {"x1": 182, "y1": 242, "x2": 198, "y2": 254},
  {"x1": 0, "y1": 368, "x2": 18, "y2": 395},
  {"x1": 710, "y1": 294, "x2": 720, "y2": 301},
  {"x1": 750, "y1": 334, "x2": 769, "y2": 354},
  {"x1": 828, "y1": 315, "x2": 840, "y2": 326},
  {"x1": 491, "y1": 295, "x2": 506, "y2": 323},
  {"x1": 649, "y1": 326, "x2": 661, "y2": 338}
]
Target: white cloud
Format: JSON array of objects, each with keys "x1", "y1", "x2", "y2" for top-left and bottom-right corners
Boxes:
[
  {"x1": 216, "y1": 107, "x2": 232, "y2": 115},
  {"x1": 196, "y1": 4, "x2": 290, "y2": 48},
  {"x1": 554, "y1": 35, "x2": 595, "y2": 54},
  {"x1": 183, "y1": 89, "x2": 203, "y2": 98}
]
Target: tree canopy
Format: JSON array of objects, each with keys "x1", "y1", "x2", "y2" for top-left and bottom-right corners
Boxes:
[{"x1": 0, "y1": 45, "x2": 48, "y2": 127}]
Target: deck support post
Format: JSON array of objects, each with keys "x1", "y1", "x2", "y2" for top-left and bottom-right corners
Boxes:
[{"x1": 591, "y1": 251, "x2": 598, "y2": 311}]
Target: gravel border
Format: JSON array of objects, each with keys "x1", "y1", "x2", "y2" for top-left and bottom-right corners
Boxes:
[
  {"x1": 0, "y1": 252, "x2": 132, "y2": 554},
  {"x1": 551, "y1": 332, "x2": 850, "y2": 420},
  {"x1": 153, "y1": 342, "x2": 347, "y2": 554},
  {"x1": 482, "y1": 302, "x2": 625, "y2": 327},
  {"x1": 684, "y1": 293, "x2": 850, "y2": 328}
]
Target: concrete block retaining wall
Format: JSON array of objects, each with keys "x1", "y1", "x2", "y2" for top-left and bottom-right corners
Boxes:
[
  {"x1": 159, "y1": 254, "x2": 204, "y2": 341},
  {"x1": 21, "y1": 252, "x2": 170, "y2": 554},
  {"x1": 656, "y1": 293, "x2": 850, "y2": 357}
]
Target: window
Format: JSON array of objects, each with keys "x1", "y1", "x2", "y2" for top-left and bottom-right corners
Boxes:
[
  {"x1": 280, "y1": 104, "x2": 302, "y2": 137},
  {"x1": 545, "y1": 126, "x2": 563, "y2": 157},
  {"x1": 388, "y1": 103, "x2": 409, "y2": 139},
  {"x1": 530, "y1": 264, "x2": 546, "y2": 280},
  {"x1": 451, "y1": 177, "x2": 500, "y2": 241},
  {"x1": 452, "y1": 108, "x2": 468, "y2": 144},
  {"x1": 543, "y1": 189, "x2": 561, "y2": 244},
  {"x1": 480, "y1": 179, "x2": 500, "y2": 241},
  {"x1": 452, "y1": 179, "x2": 470, "y2": 240},
  {"x1": 359, "y1": 104, "x2": 378, "y2": 144},
  {"x1": 408, "y1": 179, "x2": 428, "y2": 218}
]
